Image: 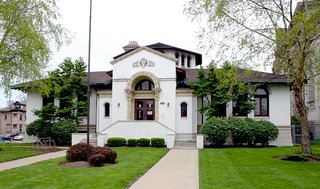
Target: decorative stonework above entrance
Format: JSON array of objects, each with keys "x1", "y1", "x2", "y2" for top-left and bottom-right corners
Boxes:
[{"x1": 132, "y1": 58, "x2": 155, "y2": 68}]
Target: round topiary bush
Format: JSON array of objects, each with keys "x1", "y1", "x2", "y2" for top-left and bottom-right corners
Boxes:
[
  {"x1": 106, "y1": 137, "x2": 126, "y2": 147},
  {"x1": 66, "y1": 143, "x2": 94, "y2": 162},
  {"x1": 201, "y1": 117, "x2": 230, "y2": 146},
  {"x1": 228, "y1": 117, "x2": 250, "y2": 146},
  {"x1": 89, "y1": 154, "x2": 105, "y2": 166},
  {"x1": 127, "y1": 139, "x2": 138, "y2": 147},
  {"x1": 91, "y1": 146, "x2": 117, "y2": 164},
  {"x1": 151, "y1": 138, "x2": 165, "y2": 147},
  {"x1": 138, "y1": 138, "x2": 150, "y2": 147}
]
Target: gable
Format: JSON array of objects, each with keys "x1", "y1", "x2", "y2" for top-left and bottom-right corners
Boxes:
[{"x1": 111, "y1": 47, "x2": 177, "y2": 79}]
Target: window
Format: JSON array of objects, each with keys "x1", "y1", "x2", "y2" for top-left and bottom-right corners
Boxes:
[
  {"x1": 187, "y1": 56, "x2": 191, "y2": 68},
  {"x1": 19, "y1": 125, "x2": 23, "y2": 132},
  {"x1": 42, "y1": 96, "x2": 54, "y2": 107},
  {"x1": 181, "y1": 55, "x2": 185, "y2": 67},
  {"x1": 135, "y1": 79, "x2": 154, "y2": 90},
  {"x1": 13, "y1": 124, "x2": 17, "y2": 128},
  {"x1": 181, "y1": 102, "x2": 187, "y2": 117},
  {"x1": 254, "y1": 87, "x2": 269, "y2": 116},
  {"x1": 104, "y1": 103, "x2": 110, "y2": 117},
  {"x1": 175, "y1": 53, "x2": 180, "y2": 66},
  {"x1": 20, "y1": 115, "x2": 23, "y2": 120},
  {"x1": 13, "y1": 113, "x2": 17, "y2": 117},
  {"x1": 4, "y1": 115, "x2": 7, "y2": 120}
]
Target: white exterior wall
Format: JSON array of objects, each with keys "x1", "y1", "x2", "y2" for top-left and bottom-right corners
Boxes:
[
  {"x1": 26, "y1": 91, "x2": 42, "y2": 124},
  {"x1": 254, "y1": 84, "x2": 292, "y2": 146},
  {"x1": 267, "y1": 84, "x2": 291, "y2": 126},
  {"x1": 111, "y1": 81, "x2": 128, "y2": 122},
  {"x1": 96, "y1": 94, "x2": 112, "y2": 132},
  {"x1": 111, "y1": 49, "x2": 177, "y2": 131},
  {"x1": 158, "y1": 81, "x2": 176, "y2": 131},
  {"x1": 175, "y1": 94, "x2": 197, "y2": 134}
]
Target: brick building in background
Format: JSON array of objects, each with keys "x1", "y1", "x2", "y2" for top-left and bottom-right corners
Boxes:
[{"x1": 0, "y1": 101, "x2": 26, "y2": 135}]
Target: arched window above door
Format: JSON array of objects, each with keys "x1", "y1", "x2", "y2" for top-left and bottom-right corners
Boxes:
[{"x1": 135, "y1": 79, "x2": 154, "y2": 90}]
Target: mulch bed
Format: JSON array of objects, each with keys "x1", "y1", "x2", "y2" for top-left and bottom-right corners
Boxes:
[{"x1": 59, "y1": 161, "x2": 93, "y2": 168}]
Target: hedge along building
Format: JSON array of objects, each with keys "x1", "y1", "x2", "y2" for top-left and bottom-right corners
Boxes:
[{"x1": 21, "y1": 42, "x2": 293, "y2": 148}]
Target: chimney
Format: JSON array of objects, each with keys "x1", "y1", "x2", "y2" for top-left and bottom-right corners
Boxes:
[{"x1": 123, "y1": 41, "x2": 140, "y2": 52}]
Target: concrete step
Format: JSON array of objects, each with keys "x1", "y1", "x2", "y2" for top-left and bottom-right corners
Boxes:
[{"x1": 174, "y1": 139, "x2": 196, "y2": 148}]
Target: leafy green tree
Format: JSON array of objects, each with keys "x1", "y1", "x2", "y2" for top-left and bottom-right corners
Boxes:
[
  {"x1": 189, "y1": 63, "x2": 255, "y2": 118},
  {"x1": 41, "y1": 57, "x2": 87, "y2": 124},
  {"x1": 185, "y1": 0, "x2": 320, "y2": 154},
  {"x1": 0, "y1": 0, "x2": 69, "y2": 93}
]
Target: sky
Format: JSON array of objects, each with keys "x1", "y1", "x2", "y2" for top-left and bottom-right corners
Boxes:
[{"x1": 0, "y1": 0, "x2": 205, "y2": 108}]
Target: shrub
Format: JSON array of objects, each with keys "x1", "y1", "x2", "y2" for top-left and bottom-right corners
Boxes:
[
  {"x1": 107, "y1": 137, "x2": 126, "y2": 147},
  {"x1": 26, "y1": 119, "x2": 51, "y2": 138},
  {"x1": 91, "y1": 146, "x2": 117, "y2": 164},
  {"x1": 228, "y1": 117, "x2": 250, "y2": 146},
  {"x1": 151, "y1": 138, "x2": 165, "y2": 147},
  {"x1": 51, "y1": 120, "x2": 78, "y2": 145},
  {"x1": 201, "y1": 117, "x2": 229, "y2": 146},
  {"x1": 138, "y1": 138, "x2": 150, "y2": 147},
  {"x1": 66, "y1": 143, "x2": 93, "y2": 162},
  {"x1": 89, "y1": 154, "x2": 105, "y2": 166},
  {"x1": 127, "y1": 139, "x2": 138, "y2": 147},
  {"x1": 254, "y1": 120, "x2": 279, "y2": 146}
]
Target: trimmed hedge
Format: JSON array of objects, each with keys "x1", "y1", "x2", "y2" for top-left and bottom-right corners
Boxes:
[
  {"x1": 201, "y1": 117, "x2": 279, "y2": 147},
  {"x1": 201, "y1": 117, "x2": 230, "y2": 146},
  {"x1": 107, "y1": 137, "x2": 126, "y2": 147},
  {"x1": 91, "y1": 146, "x2": 117, "y2": 164},
  {"x1": 66, "y1": 143, "x2": 94, "y2": 162},
  {"x1": 127, "y1": 139, "x2": 138, "y2": 147},
  {"x1": 89, "y1": 154, "x2": 105, "y2": 166},
  {"x1": 228, "y1": 117, "x2": 250, "y2": 146},
  {"x1": 151, "y1": 138, "x2": 165, "y2": 147},
  {"x1": 67, "y1": 143, "x2": 118, "y2": 166},
  {"x1": 138, "y1": 138, "x2": 150, "y2": 147}
]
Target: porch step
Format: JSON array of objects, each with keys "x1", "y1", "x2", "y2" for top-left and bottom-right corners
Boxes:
[
  {"x1": 174, "y1": 133, "x2": 197, "y2": 148},
  {"x1": 174, "y1": 139, "x2": 196, "y2": 148}
]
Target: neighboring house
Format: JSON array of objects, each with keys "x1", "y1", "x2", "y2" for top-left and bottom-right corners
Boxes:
[
  {"x1": 0, "y1": 101, "x2": 26, "y2": 135},
  {"x1": 20, "y1": 42, "x2": 293, "y2": 147}
]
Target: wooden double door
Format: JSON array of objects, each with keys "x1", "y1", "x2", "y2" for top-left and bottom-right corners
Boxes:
[{"x1": 135, "y1": 99, "x2": 154, "y2": 120}]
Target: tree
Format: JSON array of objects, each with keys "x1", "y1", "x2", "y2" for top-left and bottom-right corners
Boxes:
[
  {"x1": 27, "y1": 57, "x2": 87, "y2": 145},
  {"x1": 0, "y1": 0, "x2": 69, "y2": 93},
  {"x1": 41, "y1": 57, "x2": 87, "y2": 124},
  {"x1": 185, "y1": 0, "x2": 320, "y2": 154},
  {"x1": 189, "y1": 63, "x2": 255, "y2": 118}
]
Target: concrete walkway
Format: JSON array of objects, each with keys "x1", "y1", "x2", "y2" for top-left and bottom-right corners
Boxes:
[
  {"x1": 129, "y1": 148, "x2": 199, "y2": 189},
  {"x1": 0, "y1": 150, "x2": 67, "y2": 172}
]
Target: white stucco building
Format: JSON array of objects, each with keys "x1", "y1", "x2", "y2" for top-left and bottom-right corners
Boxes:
[{"x1": 22, "y1": 42, "x2": 293, "y2": 147}]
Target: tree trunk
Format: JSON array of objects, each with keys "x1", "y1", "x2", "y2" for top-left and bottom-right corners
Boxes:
[{"x1": 293, "y1": 89, "x2": 311, "y2": 154}]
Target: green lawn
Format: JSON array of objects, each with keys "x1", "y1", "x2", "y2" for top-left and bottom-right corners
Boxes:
[
  {"x1": 0, "y1": 143, "x2": 42, "y2": 163},
  {"x1": 0, "y1": 147, "x2": 168, "y2": 189},
  {"x1": 200, "y1": 145, "x2": 320, "y2": 189}
]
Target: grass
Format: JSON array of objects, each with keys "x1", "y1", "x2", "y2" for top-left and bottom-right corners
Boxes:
[
  {"x1": 0, "y1": 147, "x2": 168, "y2": 189},
  {"x1": 311, "y1": 139, "x2": 320, "y2": 145},
  {"x1": 199, "y1": 145, "x2": 320, "y2": 189},
  {"x1": 0, "y1": 143, "x2": 42, "y2": 163}
]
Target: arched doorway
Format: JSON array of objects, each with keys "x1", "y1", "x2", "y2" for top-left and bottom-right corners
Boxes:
[{"x1": 126, "y1": 71, "x2": 160, "y2": 120}]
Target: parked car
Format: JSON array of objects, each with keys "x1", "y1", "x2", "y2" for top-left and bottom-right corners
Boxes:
[
  {"x1": 1, "y1": 135, "x2": 13, "y2": 142},
  {"x1": 13, "y1": 134, "x2": 24, "y2": 141}
]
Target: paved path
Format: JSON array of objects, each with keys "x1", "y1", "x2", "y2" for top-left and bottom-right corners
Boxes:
[
  {"x1": 0, "y1": 150, "x2": 67, "y2": 172},
  {"x1": 129, "y1": 148, "x2": 199, "y2": 189}
]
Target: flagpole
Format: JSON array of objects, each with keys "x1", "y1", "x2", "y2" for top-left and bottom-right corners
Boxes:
[{"x1": 86, "y1": 0, "x2": 93, "y2": 161}]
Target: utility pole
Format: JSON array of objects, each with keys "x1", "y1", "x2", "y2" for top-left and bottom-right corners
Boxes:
[{"x1": 86, "y1": 0, "x2": 93, "y2": 161}]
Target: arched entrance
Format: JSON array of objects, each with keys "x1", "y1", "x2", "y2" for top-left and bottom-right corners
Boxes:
[{"x1": 126, "y1": 71, "x2": 160, "y2": 120}]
